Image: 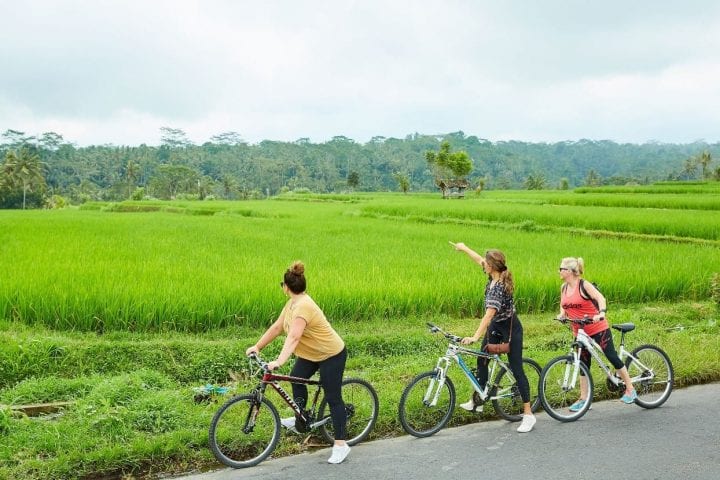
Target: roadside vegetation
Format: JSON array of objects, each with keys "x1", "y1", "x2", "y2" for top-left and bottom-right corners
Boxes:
[
  {"x1": 1, "y1": 301, "x2": 718, "y2": 480},
  {"x1": 1, "y1": 185, "x2": 719, "y2": 479}
]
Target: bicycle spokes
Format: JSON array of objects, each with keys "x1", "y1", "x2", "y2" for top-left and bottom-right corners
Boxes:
[
  {"x1": 398, "y1": 371, "x2": 455, "y2": 437},
  {"x1": 540, "y1": 356, "x2": 592, "y2": 422},
  {"x1": 626, "y1": 345, "x2": 674, "y2": 408},
  {"x1": 209, "y1": 395, "x2": 281, "y2": 468},
  {"x1": 318, "y1": 378, "x2": 379, "y2": 446}
]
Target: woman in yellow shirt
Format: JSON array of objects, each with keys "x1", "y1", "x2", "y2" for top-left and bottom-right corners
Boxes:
[{"x1": 246, "y1": 261, "x2": 350, "y2": 464}]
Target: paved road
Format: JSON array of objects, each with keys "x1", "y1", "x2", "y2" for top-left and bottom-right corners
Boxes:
[{"x1": 179, "y1": 383, "x2": 720, "y2": 480}]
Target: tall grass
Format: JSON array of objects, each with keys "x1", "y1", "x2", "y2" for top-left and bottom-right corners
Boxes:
[
  {"x1": 1, "y1": 193, "x2": 719, "y2": 331},
  {"x1": 362, "y1": 195, "x2": 720, "y2": 240},
  {"x1": 482, "y1": 190, "x2": 720, "y2": 211},
  {"x1": 575, "y1": 182, "x2": 720, "y2": 194},
  {"x1": 1, "y1": 301, "x2": 718, "y2": 479}
]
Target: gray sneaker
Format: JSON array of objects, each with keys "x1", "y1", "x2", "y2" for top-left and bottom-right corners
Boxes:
[{"x1": 281, "y1": 417, "x2": 299, "y2": 433}]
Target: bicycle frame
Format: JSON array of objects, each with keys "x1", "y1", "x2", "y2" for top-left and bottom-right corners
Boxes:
[
  {"x1": 564, "y1": 326, "x2": 656, "y2": 390},
  {"x1": 425, "y1": 342, "x2": 515, "y2": 407},
  {"x1": 250, "y1": 368, "x2": 332, "y2": 430}
]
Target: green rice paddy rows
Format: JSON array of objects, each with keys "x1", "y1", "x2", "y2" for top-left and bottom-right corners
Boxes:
[
  {"x1": 1, "y1": 188, "x2": 718, "y2": 332},
  {"x1": 361, "y1": 195, "x2": 720, "y2": 241},
  {"x1": 483, "y1": 190, "x2": 720, "y2": 211}
]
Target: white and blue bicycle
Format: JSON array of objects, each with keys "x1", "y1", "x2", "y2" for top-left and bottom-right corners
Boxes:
[{"x1": 398, "y1": 322, "x2": 541, "y2": 437}]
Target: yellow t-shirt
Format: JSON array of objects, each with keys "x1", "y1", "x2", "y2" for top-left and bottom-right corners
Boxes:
[{"x1": 281, "y1": 294, "x2": 345, "y2": 362}]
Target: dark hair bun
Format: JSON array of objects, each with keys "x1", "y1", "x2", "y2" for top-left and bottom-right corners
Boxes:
[{"x1": 290, "y1": 261, "x2": 305, "y2": 276}]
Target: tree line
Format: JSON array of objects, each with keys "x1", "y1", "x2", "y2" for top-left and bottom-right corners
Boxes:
[{"x1": 1, "y1": 127, "x2": 718, "y2": 208}]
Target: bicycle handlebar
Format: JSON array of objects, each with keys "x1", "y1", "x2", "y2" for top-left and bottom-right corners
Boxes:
[
  {"x1": 555, "y1": 315, "x2": 594, "y2": 326},
  {"x1": 247, "y1": 352, "x2": 271, "y2": 372},
  {"x1": 426, "y1": 322, "x2": 463, "y2": 343}
]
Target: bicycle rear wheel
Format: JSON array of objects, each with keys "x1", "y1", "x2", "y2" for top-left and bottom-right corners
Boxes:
[
  {"x1": 539, "y1": 355, "x2": 593, "y2": 422},
  {"x1": 626, "y1": 344, "x2": 674, "y2": 408},
  {"x1": 318, "y1": 378, "x2": 379, "y2": 446},
  {"x1": 398, "y1": 370, "x2": 455, "y2": 438},
  {"x1": 208, "y1": 394, "x2": 281, "y2": 468},
  {"x1": 491, "y1": 358, "x2": 542, "y2": 421}
]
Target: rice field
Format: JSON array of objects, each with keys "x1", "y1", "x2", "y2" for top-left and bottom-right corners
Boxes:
[
  {"x1": 361, "y1": 194, "x2": 720, "y2": 240},
  {"x1": 1, "y1": 185, "x2": 720, "y2": 479},
  {"x1": 1, "y1": 187, "x2": 719, "y2": 332}
]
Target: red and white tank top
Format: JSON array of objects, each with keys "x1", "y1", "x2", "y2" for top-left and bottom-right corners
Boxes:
[{"x1": 561, "y1": 282, "x2": 608, "y2": 336}]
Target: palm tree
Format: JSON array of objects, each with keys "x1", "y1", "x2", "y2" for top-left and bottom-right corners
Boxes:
[
  {"x1": 220, "y1": 174, "x2": 238, "y2": 199},
  {"x1": 682, "y1": 157, "x2": 698, "y2": 180},
  {"x1": 124, "y1": 160, "x2": 140, "y2": 199},
  {"x1": 2, "y1": 148, "x2": 46, "y2": 209},
  {"x1": 524, "y1": 173, "x2": 547, "y2": 190},
  {"x1": 698, "y1": 151, "x2": 712, "y2": 180},
  {"x1": 584, "y1": 169, "x2": 602, "y2": 187}
]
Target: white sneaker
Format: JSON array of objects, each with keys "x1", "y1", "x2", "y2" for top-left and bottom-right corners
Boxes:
[
  {"x1": 516, "y1": 414, "x2": 536, "y2": 433},
  {"x1": 327, "y1": 444, "x2": 351, "y2": 464},
  {"x1": 280, "y1": 417, "x2": 299, "y2": 433},
  {"x1": 459, "y1": 399, "x2": 483, "y2": 413}
]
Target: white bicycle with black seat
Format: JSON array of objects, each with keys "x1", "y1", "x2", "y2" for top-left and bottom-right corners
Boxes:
[{"x1": 539, "y1": 316, "x2": 674, "y2": 422}]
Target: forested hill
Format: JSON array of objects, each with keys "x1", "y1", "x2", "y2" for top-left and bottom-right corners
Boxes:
[{"x1": 1, "y1": 129, "x2": 718, "y2": 203}]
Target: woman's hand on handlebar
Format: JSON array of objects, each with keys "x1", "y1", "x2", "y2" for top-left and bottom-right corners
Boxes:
[
  {"x1": 461, "y1": 336, "x2": 477, "y2": 345},
  {"x1": 245, "y1": 345, "x2": 260, "y2": 356}
]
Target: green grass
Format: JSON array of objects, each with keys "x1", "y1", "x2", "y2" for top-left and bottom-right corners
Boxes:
[
  {"x1": 488, "y1": 190, "x2": 720, "y2": 211},
  {"x1": 1, "y1": 187, "x2": 720, "y2": 478},
  {"x1": 0, "y1": 301, "x2": 718, "y2": 479},
  {"x1": 575, "y1": 182, "x2": 720, "y2": 194},
  {"x1": 361, "y1": 194, "x2": 720, "y2": 240},
  {"x1": 1, "y1": 192, "x2": 719, "y2": 331}
]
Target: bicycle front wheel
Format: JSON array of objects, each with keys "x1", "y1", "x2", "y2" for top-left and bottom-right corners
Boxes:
[
  {"x1": 626, "y1": 344, "x2": 674, "y2": 408},
  {"x1": 318, "y1": 378, "x2": 379, "y2": 446},
  {"x1": 208, "y1": 394, "x2": 281, "y2": 468},
  {"x1": 540, "y1": 355, "x2": 593, "y2": 422},
  {"x1": 491, "y1": 357, "x2": 542, "y2": 422},
  {"x1": 398, "y1": 370, "x2": 456, "y2": 438}
]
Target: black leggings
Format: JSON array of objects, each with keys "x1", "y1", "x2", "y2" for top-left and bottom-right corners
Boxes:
[
  {"x1": 476, "y1": 318, "x2": 531, "y2": 403},
  {"x1": 580, "y1": 329, "x2": 624, "y2": 371},
  {"x1": 290, "y1": 347, "x2": 347, "y2": 440}
]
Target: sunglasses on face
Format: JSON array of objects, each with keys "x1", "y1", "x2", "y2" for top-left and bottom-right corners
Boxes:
[{"x1": 558, "y1": 267, "x2": 570, "y2": 272}]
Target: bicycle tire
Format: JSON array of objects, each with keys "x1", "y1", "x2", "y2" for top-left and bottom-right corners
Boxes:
[
  {"x1": 491, "y1": 357, "x2": 542, "y2": 421},
  {"x1": 625, "y1": 344, "x2": 674, "y2": 409},
  {"x1": 398, "y1": 370, "x2": 456, "y2": 438},
  {"x1": 539, "y1": 355, "x2": 593, "y2": 422},
  {"x1": 208, "y1": 394, "x2": 281, "y2": 468},
  {"x1": 318, "y1": 378, "x2": 379, "y2": 446}
]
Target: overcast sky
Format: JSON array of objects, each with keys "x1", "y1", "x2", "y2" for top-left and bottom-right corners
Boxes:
[{"x1": 1, "y1": 0, "x2": 719, "y2": 146}]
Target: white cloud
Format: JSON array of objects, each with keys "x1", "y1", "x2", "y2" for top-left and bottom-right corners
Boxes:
[{"x1": 1, "y1": 0, "x2": 720, "y2": 145}]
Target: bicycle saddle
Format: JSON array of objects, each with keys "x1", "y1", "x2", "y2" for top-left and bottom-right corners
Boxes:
[{"x1": 612, "y1": 323, "x2": 635, "y2": 332}]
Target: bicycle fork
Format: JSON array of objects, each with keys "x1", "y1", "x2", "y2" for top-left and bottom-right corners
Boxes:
[
  {"x1": 243, "y1": 386, "x2": 267, "y2": 434},
  {"x1": 425, "y1": 355, "x2": 452, "y2": 407},
  {"x1": 561, "y1": 345, "x2": 583, "y2": 391}
]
